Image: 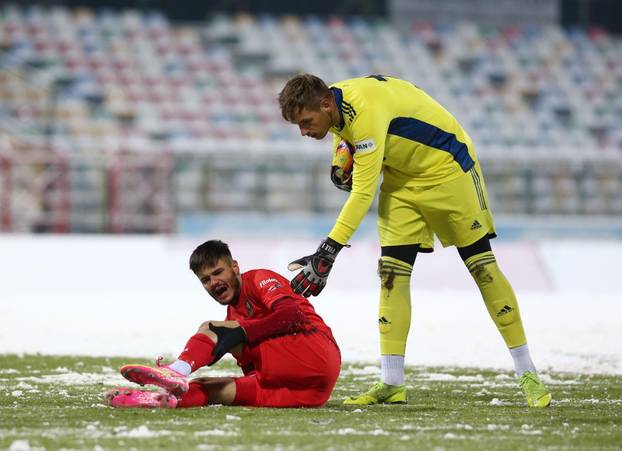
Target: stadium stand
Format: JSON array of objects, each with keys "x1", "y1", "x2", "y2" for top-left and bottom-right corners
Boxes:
[{"x1": 1, "y1": 5, "x2": 621, "y2": 231}]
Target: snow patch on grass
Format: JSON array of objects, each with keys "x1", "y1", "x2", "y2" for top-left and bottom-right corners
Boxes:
[
  {"x1": 418, "y1": 373, "x2": 485, "y2": 382},
  {"x1": 494, "y1": 374, "x2": 513, "y2": 380},
  {"x1": 15, "y1": 372, "x2": 125, "y2": 386},
  {"x1": 555, "y1": 397, "x2": 621, "y2": 405},
  {"x1": 335, "y1": 428, "x2": 388, "y2": 436},
  {"x1": 443, "y1": 432, "x2": 464, "y2": 439},
  {"x1": 520, "y1": 424, "x2": 543, "y2": 435},
  {"x1": 114, "y1": 425, "x2": 172, "y2": 438},
  {"x1": 194, "y1": 429, "x2": 238, "y2": 437},
  {"x1": 539, "y1": 374, "x2": 581, "y2": 385},
  {"x1": 489, "y1": 398, "x2": 512, "y2": 406},
  {"x1": 340, "y1": 365, "x2": 379, "y2": 376},
  {"x1": 9, "y1": 440, "x2": 44, "y2": 451},
  {"x1": 486, "y1": 424, "x2": 510, "y2": 431}
]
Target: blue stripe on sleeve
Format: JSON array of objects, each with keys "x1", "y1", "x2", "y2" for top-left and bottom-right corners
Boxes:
[
  {"x1": 330, "y1": 87, "x2": 346, "y2": 130},
  {"x1": 388, "y1": 117, "x2": 474, "y2": 172}
]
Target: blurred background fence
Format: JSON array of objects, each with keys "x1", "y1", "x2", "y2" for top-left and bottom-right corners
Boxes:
[{"x1": 1, "y1": 0, "x2": 621, "y2": 233}]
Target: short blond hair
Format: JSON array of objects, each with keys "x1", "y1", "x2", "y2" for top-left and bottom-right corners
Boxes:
[{"x1": 278, "y1": 74, "x2": 331, "y2": 121}]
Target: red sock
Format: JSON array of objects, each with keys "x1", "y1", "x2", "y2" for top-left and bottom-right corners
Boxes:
[
  {"x1": 178, "y1": 382, "x2": 210, "y2": 407},
  {"x1": 177, "y1": 333, "x2": 216, "y2": 372}
]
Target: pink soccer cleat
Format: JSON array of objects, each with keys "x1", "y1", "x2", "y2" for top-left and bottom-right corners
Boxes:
[
  {"x1": 120, "y1": 358, "x2": 189, "y2": 396},
  {"x1": 104, "y1": 387, "x2": 177, "y2": 408}
]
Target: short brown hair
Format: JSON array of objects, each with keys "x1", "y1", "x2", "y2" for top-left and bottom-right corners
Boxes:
[
  {"x1": 189, "y1": 240, "x2": 233, "y2": 274},
  {"x1": 278, "y1": 74, "x2": 331, "y2": 121}
]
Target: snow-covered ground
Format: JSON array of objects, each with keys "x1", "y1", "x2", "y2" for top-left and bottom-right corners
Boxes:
[{"x1": 0, "y1": 234, "x2": 620, "y2": 375}]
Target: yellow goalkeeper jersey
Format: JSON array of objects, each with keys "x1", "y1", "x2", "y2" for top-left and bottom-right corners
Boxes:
[{"x1": 327, "y1": 75, "x2": 478, "y2": 245}]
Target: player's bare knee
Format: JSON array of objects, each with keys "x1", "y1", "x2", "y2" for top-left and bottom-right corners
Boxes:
[
  {"x1": 197, "y1": 321, "x2": 218, "y2": 342},
  {"x1": 197, "y1": 321, "x2": 212, "y2": 334}
]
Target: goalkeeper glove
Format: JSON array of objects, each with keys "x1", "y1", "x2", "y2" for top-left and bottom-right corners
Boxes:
[
  {"x1": 330, "y1": 140, "x2": 355, "y2": 192},
  {"x1": 330, "y1": 165, "x2": 353, "y2": 192},
  {"x1": 288, "y1": 237, "x2": 344, "y2": 297},
  {"x1": 208, "y1": 323, "x2": 247, "y2": 365}
]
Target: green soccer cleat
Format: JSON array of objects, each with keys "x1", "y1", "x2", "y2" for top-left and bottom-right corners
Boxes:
[
  {"x1": 519, "y1": 371, "x2": 552, "y2": 408},
  {"x1": 343, "y1": 381, "x2": 407, "y2": 405}
]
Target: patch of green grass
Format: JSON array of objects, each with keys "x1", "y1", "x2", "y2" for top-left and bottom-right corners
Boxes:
[{"x1": 1, "y1": 354, "x2": 621, "y2": 450}]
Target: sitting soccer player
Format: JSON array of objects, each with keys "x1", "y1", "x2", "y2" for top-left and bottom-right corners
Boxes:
[{"x1": 105, "y1": 239, "x2": 341, "y2": 409}]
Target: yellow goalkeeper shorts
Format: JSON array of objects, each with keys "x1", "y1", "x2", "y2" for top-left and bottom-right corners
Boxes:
[{"x1": 377, "y1": 163, "x2": 496, "y2": 251}]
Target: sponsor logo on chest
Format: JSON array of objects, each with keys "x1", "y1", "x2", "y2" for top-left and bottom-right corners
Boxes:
[{"x1": 259, "y1": 278, "x2": 279, "y2": 288}]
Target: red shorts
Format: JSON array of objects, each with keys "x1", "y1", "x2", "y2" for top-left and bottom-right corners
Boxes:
[{"x1": 233, "y1": 330, "x2": 341, "y2": 408}]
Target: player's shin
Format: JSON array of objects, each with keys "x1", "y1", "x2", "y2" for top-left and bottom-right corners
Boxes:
[
  {"x1": 177, "y1": 333, "x2": 217, "y2": 372},
  {"x1": 378, "y1": 256, "x2": 413, "y2": 385},
  {"x1": 466, "y1": 251, "x2": 551, "y2": 406},
  {"x1": 465, "y1": 251, "x2": 527, "y2": 348}
]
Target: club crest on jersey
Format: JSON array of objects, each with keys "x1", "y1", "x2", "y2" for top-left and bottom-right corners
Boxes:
[
  {"x1": 354, "y1": 139, "x2": 376, "y2": 153},
  {"x1": 245, "y1": 300, "x2": 254, "y2": 317}
]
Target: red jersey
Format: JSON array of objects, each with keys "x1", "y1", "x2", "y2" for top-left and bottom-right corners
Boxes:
[{"x1": 226, "y1": 269, "x2": 336, "y2": 344}]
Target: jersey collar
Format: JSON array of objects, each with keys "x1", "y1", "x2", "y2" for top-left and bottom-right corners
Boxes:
[{"x1": 330, "y1": 87, "x2": 346, "y2": 131}]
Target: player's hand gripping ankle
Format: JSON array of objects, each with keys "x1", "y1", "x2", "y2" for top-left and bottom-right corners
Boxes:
[
  {"x1": 208, "y1": 323, "x2": 247, "y2": 365},
  {"x1": 288, "y1": 237, "x2": 344, "y2": 297}
]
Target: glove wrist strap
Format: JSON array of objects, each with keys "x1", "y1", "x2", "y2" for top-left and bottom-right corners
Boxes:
[{"x1": 318, "y1": 237, "x2": 344, "y2": 259}]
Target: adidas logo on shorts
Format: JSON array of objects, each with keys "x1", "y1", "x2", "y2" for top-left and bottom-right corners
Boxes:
[{"x1": 470, "y1": 220, "x2": 482, "y2": 230}]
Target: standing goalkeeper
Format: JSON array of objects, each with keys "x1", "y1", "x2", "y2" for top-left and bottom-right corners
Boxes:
[{"x1": 278, "y1": 74, "x2": 551, "y2": 407}]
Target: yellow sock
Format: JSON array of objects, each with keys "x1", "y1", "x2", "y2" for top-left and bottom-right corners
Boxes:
[
  {"x1": 378, "y1": 256, "x2": 413, "y2": 356},
  {"x1": 465, "y1": 251, "x2": 527, "y2": 348}
]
